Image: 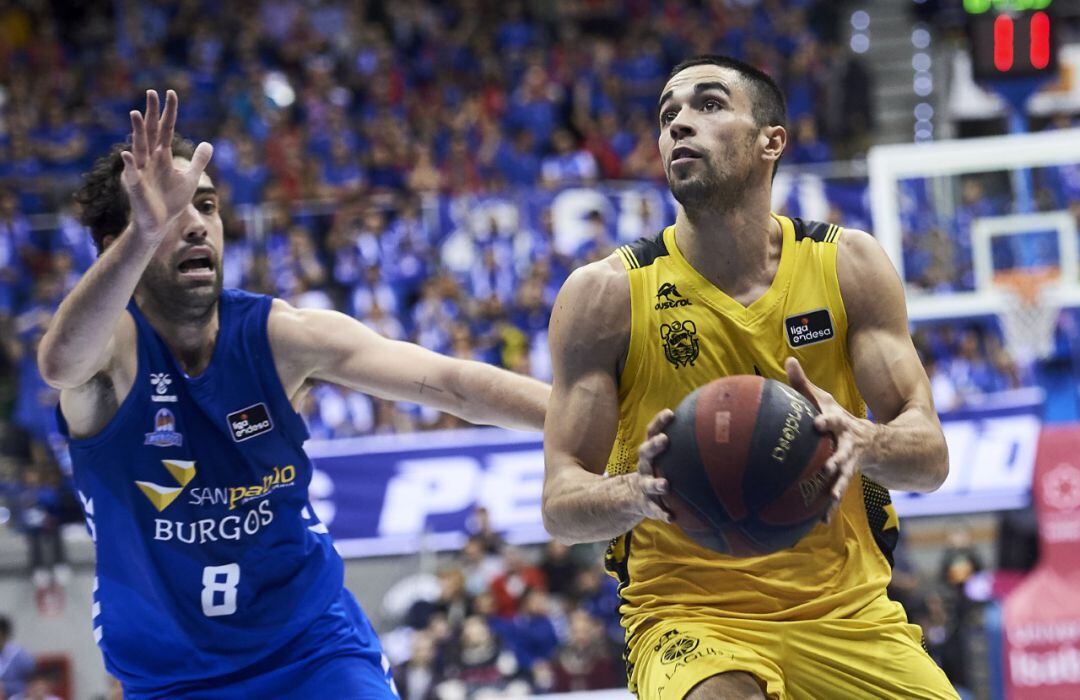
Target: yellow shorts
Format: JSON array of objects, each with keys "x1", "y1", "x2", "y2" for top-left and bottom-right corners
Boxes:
[{"x1": 627, "y1": 596, "x2": 959, "y2": 700}]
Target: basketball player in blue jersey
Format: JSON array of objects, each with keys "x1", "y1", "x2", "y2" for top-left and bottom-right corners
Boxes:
[{"x1": 37, "y1": 91, "x2": 549, "y2": 699}]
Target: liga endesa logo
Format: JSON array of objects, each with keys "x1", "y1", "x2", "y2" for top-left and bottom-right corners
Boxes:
[
  {"x1": 226, "y1": 403, "x2": 274, "y2": 442},
  {"x1": 784, "y1": 309, "x2": 834, "y2": 348}
]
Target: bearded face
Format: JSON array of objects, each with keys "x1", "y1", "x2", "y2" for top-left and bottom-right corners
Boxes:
[{"x1": 658, "y1": 64, "x2": 776, "y2": 212}]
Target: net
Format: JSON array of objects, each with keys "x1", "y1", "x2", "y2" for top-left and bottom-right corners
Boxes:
[{"x1": 994, "y1": 267, "x2": 1061, "y2": 365}]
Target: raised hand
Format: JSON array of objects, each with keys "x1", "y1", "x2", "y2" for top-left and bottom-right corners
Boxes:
[
  {"x1": 785, "y1": 357, "x2": 879, "y2": 523},
  {"x1": 631, "y1": 408, "x2": 675, "y2": 523},
  {"x1": 119, "y1": 90, "x2": 213, "y2": 240}
]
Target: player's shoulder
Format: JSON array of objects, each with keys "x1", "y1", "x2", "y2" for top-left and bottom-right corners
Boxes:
[
  {"x1": 551, "y1": 254, "x2": 631, "y2": 347},
  {"x1": 832, "y1": 227, "x2": 908, "y2": 324},
  {"x1": 834, "y1": 227, "x2": 893, "y2": 276},
  {"x1": 558, "y1": 254, "x2": 628, "y2": 305}
]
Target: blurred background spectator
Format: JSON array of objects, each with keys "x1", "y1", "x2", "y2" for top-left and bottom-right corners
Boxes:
[{"x1": 0, "y1": 616, "x2": 35, "y2": 698}]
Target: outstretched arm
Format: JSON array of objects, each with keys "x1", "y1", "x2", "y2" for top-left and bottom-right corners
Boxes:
[
  {"x1": 541, "y1": 259, "x2": 670, "y2": 545},
  {"x1": 787, "y1": 229, "x2": 948, "y2": 520},
  {"x1": 38, "y1": 90, "x2": 213, "y2": 389},
  {"x1": 269, "y1": 300, "x2": 548, "y2": 431}
]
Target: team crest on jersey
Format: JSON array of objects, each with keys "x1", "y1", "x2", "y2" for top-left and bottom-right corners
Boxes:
[
  {"x1": 660, "y1": 320, "x2": 699, "y2": 368},
  {"x1": 227, "y1": 403, "x2": 274, "y2": 442},
  {"x1": 654, "y1": 282, "x2": 692, "y2": 310},
  {"x1": 659, "y1": 634, "x2": 701, "y2": 665},
  {"x1": 785, "y1": 308, "x2": 834, "y2": 348},
  {"x1": 144, "y1": 408, "x2": 183, "y2": 447},
  {"x1": 149, "y1": 372, "x2": 177, "y2": 403}
]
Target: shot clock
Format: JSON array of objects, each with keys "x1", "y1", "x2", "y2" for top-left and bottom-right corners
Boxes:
[{"x1": 965, "y1": 1, "x2": 1059, "y2": 81}]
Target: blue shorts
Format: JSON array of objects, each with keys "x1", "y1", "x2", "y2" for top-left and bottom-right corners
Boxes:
[{"x1": 123, "y1": 589, "x2": 398, "y2": 699}]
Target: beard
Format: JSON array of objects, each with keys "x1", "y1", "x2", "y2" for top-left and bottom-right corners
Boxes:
[
  {"x1": 667, "y1": 138, "x2": 756, "y2": 213},
  {"x1": 138, "y1": 256, "x2": 223, "y2": 324}
]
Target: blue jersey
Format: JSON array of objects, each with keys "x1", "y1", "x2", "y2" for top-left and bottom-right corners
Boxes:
[{"x1": 59, "y1": 290, "x2": 383, "y2": 691}]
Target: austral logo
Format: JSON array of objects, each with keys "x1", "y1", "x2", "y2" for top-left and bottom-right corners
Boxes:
[
  {"x1": 655, "y1": 282, "x2": 692, "y2": 310},
  {"x1": 136, "y1": 460, "x2": 197, "y2": 511},
  {"x1": 785, "y1": 309, "x2": 835, "y2": 348},
  {"x1": 661, "y1": 320, "x2": 699, "y2": 368},
  {"x1": 227, "y1": 403, "x2": 274, "y2": 442}
]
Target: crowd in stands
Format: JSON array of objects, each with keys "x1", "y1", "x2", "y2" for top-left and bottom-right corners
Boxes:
[
  {"x1": 0, "y1": 0, "x2": 871, "y2": 218},
  {"x1": 386, "y1": 512, "x2": 626, "y2": 698}
]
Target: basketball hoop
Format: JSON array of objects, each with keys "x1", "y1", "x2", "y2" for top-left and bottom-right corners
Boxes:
[{"x1": 994, "y1": 267, "x2": 1061, "y2": 365}]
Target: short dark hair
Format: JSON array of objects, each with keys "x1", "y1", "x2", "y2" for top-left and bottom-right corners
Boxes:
[
  {"x1": 0, "y1": 615, "x2": 10, "y2": 637},
  {"x1": 668, "y1": 55, "x2": 788, "y2": 131},
  {"x1": 74, "y1": 135, "x2": 197, "y2": 253}
]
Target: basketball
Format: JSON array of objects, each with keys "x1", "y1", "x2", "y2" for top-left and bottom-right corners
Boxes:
[{"x1": 653, "y1": 375, "x2": 836, "y2": 557}]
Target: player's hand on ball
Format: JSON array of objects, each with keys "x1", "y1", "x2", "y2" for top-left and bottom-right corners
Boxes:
[
  {"x1": 630, "y1": 408, "x2": 674, "y2": 524},
  {"x1": 785, "y1": 357, "x2": 878, "y2": 524}
]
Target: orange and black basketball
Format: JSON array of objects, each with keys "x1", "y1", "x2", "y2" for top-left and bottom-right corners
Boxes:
[{"x1": 653, "y1": 375, "x2": 836, "y2": 557}]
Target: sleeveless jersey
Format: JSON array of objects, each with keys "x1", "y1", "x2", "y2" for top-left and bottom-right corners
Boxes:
[
  {"x1": 605, "y1": 215, "x2": 901, "y2": 642},
  {"x1": 59, "y1": 289, "x2": 349, "y2": 686}
]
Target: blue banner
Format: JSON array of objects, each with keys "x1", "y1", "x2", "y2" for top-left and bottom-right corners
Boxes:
[
  {"x1": 432, "y1": 173, "x2": 872, "y2": 256},
  {"x1": 309, "y1": 393, "x2": 1044, "y2": 558}
]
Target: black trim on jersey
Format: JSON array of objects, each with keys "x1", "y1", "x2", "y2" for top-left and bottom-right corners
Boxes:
[
  {"x1": 792, "y1": 218, "x2": 841, "y2": 244},
  {"x1": 861, "y1": 475, "x2": 899, "y2": 567},
  {"x1": 604, "y1": 531, "x2": 635, "y2": 685},
  {"x1": 620, "y1": 229, "x2": 670, "y2": 269}
]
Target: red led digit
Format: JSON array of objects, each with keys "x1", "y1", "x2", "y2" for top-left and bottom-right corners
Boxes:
[
  {"x1": 994, "y1": 15, "x2": 1014, "y2": 72},
  {"x1": 1030, "y1": 11, "x2": 1051, "y2": 70}
]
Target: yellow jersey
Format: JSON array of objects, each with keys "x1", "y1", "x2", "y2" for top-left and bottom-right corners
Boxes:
[{"x1": 605, "y1": 215, "x2": 901, "y2": 643}]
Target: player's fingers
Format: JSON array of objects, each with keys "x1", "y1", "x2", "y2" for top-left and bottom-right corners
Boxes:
[
  {"x1": 638, "y1": 433, "x2": 668, "y2": 459},
  {"x1": 159, "y1": 89, "x2": 177, "y2": 147},
  {"x1": 130, "y1": 111, "x2": 148, "y2": 169},
  {"x1": 826, "y1": 440, "x2": 854, "y2": 473},
  {"x1": 120, "y1": 151, "x2": 139, "y2": 188},
  {"x1": 830, "y1": 457, "x2": 856, "y2": 498},
  {"x1": 814, "y1": 410, "x2": 849, "y2": 437},
  {"x1": 644, "y1": 500, "x2": 672, "y2": 523},
  {"x1": 636, "y1": 434, "x2": 669, "y2": 474},
  {"x1": 645, "y1": 408, "x2": 674, "y2": 438},
  {"x1": 145, "y1": 90, "x2": 160, "y2": 149},
  {"x1": 639, "y1": 475, "x2": 668, "y2": 497},
  {"x1": 185, "y1": 142, "x2": 214, "y2": 179},
  {"x1": 824, "y1": 469, "x2": 854, "y2": 523}
]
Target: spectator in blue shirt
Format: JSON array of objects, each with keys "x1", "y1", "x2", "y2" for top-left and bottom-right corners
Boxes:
[
  {"x1": 220, "y1": 138, "x2": 269, "y2": 207},
  {"x1": 788, "y1": 115, "x2": 833, "y2": 164},
  {"x1": 0, "y1": 617, "x2": 34, "y2": 697},
  {"x1": 541, "y1": 130, "x2": 599, "y2": 189}
]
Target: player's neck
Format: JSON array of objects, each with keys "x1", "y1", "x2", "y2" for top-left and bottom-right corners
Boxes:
[
  {"x1": 674, "y1": 200, "x2": 781, "y2": 299},
  {"x1": 135, "y1": 294, "x2": 221, "y2": 377}
]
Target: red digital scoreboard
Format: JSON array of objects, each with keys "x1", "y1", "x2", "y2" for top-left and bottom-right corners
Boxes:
[{"x1": 968, "y1": 8, "x2": 1058, "y2": 81}]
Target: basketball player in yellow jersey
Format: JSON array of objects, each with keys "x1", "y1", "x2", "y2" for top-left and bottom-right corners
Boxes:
[{"x1": 542, "y1": 55, "x2": 959, "y2": 699}]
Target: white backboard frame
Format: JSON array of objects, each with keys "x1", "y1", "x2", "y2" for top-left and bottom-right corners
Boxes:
[{"x1": 868, "y1": 128, "x2": 1080, "y2": 321}]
